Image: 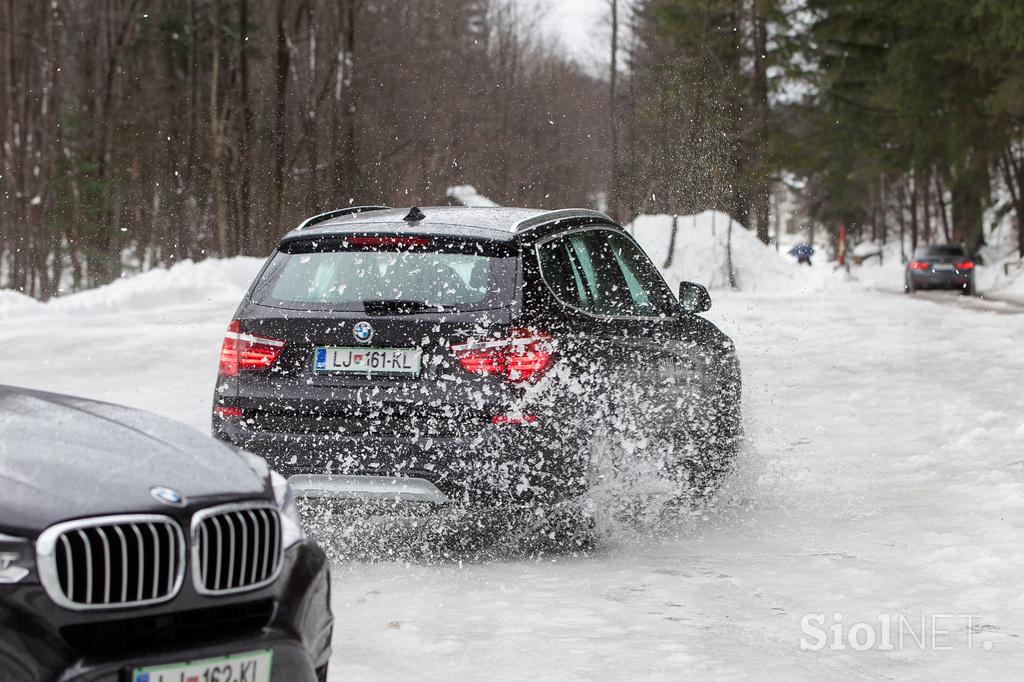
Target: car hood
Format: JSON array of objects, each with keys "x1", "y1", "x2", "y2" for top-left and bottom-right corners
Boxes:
[{"x1": 0, "y1": 386, "x2": 269, "y2": 535}]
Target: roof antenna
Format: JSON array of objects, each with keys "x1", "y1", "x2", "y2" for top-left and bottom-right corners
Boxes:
[{"x1": 403, "y1": 206, "x2": 426, "y2": 223}]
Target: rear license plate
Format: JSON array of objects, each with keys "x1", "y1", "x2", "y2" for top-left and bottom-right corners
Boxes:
[
  {"x1": 132, "y1": 649, "x2": 271, "y2": 682},
  {"x1": 933, "y1": 263, "x2": 954, "y2": 270},
  {"x1": 314, "y1": 346, "x2": 422, "y2": 375}
]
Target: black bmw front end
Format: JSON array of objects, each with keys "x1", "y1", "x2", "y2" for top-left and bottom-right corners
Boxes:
[{"x1": 0, "y1": 386, "x2": 332, "y2": 682}]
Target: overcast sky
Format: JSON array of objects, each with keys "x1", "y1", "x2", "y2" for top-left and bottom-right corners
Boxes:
[{"x1": 526, "y1": 0, "x2": 614, "y2": 71}]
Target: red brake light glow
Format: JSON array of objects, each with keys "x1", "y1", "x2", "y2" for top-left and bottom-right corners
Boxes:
[
  {"x1": 218, "y1": 320, "x2": 287, "y2": 377},
  {"x1": 348, "y1": 236, "x2": 430, "y2": 247},
  {"x1": 955, "y1": 261, "x2": 974, "y2": 270},
  {"x1": 909, "y1": 261, "x2": 930, "y2": 270},
  {"x1": 213, "y1": 405, "x2": 244, "y2": 418},
  {"x1": 452, "y1": 328, "x2": 553, "y2": 384}
]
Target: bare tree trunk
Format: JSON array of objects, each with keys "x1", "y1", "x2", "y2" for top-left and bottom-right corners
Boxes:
[
  {"x1": 36, "y1": 0, "x2": 61, "y2": 298},
  {"x1": 68, "y1": 174, "x2": 83, "y2": 291},
  {"x1": 1000, "y1": 145, "x2": 1024, "y2": 258},
  {"x1": 773, "y1": 189, "x2": 781, "y2": 250},
  {"x1": 726, "y1": 216, "x2": 738, "y2": 289},
  {"x1": 751, "y1": 0, "x2": 771, "y2": 244},
  {"x1": 663, "y1": 214, "x2": 678, "y2": 268},
  {"x1": 727, "y1": 0, "x2": 749, "y2": 227},
  {"x1": 210, "y1": 0, "x2": 228, "y2": 257},
  {"x1": 951, "y1": 150, "x2": 989, "y2": 255},
  {"x1": 304, "y1": 1, "x2": 319, "y2": 214},
  {"x1": 94, "y1": 1, "x2": 140, "y2": 284},
  {"x1": 184, "y1": 0, "x2": 199, "y2": 261},
  {"x1": 339, "y1": 0, "x2": 360, "y2": 201},
  {"x1": 879, "y1": 174, "x2": 887, "y2": 246},
  {"x1": 271, "y1": 0, "x2": 290, "y2": 250},
  {"x1": 238, "y1": 0, "x2": 254, "y2": 252},
  {"x1": 909, "y1": 171, "x2": 919, "y2": 253},
  {"x1": 922, "y1": 166, "x2": 932, "y2": 245},
  {"x1": 934, "y1": 170, "x2": 952, "y2": 243},
  {"x1": 896, "y1": 181, "x2": 907, "y2": 261},
  {"x1": 6, "y1": 0, "x2": 25, "y2": 290},
  {"x1": 607, "y1": 0, "x2": 620, "y2": 221}
]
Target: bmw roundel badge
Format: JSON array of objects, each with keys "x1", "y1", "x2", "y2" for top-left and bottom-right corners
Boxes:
[
  {"x1": 353, "y1": 321, "x2": 374, "y2": 344},
  {"x1": 150, "y1": 486, "x2": 185, "y2": 507}
]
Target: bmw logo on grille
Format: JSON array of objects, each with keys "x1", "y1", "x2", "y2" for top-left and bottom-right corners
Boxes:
[
  {"x1": 150, "y1": 486, "x2": 185, "y2": 507},
  {"x1": 353, "y1": 321, "x2": 374, "y2": 344}
]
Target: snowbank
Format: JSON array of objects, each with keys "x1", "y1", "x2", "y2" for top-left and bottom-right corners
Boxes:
[
  {"x1": 629, "y1": 211, "x2": 829, "y2": 294},
  {"x1": 0, "y1": 257, "x2": 264, "y2": 320},
  {"x1": 0, "y1": 289, "x2": 41, "y2": 317}
]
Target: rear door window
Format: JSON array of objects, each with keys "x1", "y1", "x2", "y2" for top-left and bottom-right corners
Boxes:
[
  {"x1": 915, "y1": 245, "x2": 965, "y2": 259},
  {"x1": 252, "y1": 236, "x2": 518, "y2": 312},
  {"x1": 606, "y1": 232, "x2": 676, "y2": 317},
  {"x1": 538, "y1": 229, "x2": 675, "y2": 317}
]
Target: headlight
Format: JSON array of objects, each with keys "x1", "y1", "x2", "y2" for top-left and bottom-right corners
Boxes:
[
  {"x1": 270, "y1": 470, "x2": 306, "y2": 549},
  {"x1": 0, "y1": 533, "x2": 34, "y2": 584}
]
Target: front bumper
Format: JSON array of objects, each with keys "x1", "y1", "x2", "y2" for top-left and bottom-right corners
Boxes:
[{"x1": 0, "y1": 539, "x2": 331, "y2": 682}]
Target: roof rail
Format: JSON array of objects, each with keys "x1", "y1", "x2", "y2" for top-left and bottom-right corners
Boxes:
[
  {"x1": 296, "y1": 205, "x2": 391, "y2": 231},
  {"x1": 511, "y1": 208, "x2": 616, "y2": 233}
]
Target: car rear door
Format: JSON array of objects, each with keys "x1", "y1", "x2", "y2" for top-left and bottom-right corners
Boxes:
[{"x1": 535, "y1": 228, "x2": 690, "y2": 453}]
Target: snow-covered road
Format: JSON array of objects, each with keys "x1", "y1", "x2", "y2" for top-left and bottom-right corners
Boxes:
[{"x1": 2, "y1": 258, "x2": 1023, "y2": 679}]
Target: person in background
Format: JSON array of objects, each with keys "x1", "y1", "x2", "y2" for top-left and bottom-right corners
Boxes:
[{"x1": 789, "y1": 243, "x2": 815, "y2": 266}]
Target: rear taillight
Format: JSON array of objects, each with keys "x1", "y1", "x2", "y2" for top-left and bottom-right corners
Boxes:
[
  {"x1": 218, "y1": 320, "x2": 286, "y2": 377},
  {"x1": 955, "y1": 260, "x2": 975, "y2": 270},
  {"x1": 909, "y1": 261, "x2": 930, "y2": 270},
  {"x1": 213, "y1": 405, "x2": 243, "y2": 418},
  {"x1": 452, "y1": 328, "x2": 553, "y2": 384}
]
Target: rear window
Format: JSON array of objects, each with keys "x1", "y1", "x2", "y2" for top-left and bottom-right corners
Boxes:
[
  {"x1": 914, "y1": 245, "x2": 965, "y2": 258},
  {"x1": 251, "y1": 236, "x2": 519, "y2": 312}
]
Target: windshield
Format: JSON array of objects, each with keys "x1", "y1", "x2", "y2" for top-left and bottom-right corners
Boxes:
[
  {"x1": 914, "y1": 246, "x2": 965, "y2": 258},
  {"x1": 251, "y1": 237, "x2": 518, "y2": 312}
]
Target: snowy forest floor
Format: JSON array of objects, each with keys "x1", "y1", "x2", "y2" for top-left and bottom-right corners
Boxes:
[{"x1": 2, "y1": 256, "x2": 1023, "y2": 679}]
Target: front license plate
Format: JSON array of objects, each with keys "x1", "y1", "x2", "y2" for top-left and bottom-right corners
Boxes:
[
  {"x1": 132, "y1": 649, "x2": 271, "y2": 682},
  {"x1": 933, "y1": 263, "x2": 954, "y2": 270},
  {"x1": 314, "y1": 346, "x2": 422, "y2": 375}
]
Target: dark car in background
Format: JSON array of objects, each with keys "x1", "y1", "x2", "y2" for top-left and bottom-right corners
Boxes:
[
  {"x1": 0, "y1": 385, "x2": 332, "y2": 682},
  {"x1": 905, "y1": 244, "x2": 976, "y2": 295},
  {"x1": 212, "y1": 206, "x2": 742, "y2": 548}
]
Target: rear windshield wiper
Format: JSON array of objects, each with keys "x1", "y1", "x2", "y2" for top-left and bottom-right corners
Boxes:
[{"x1": 362, "y1": 299, "x2": 455, "y2": 315}]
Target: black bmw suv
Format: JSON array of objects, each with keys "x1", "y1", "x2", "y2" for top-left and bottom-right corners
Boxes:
[
  {"x1": 212, "y1": 206, "x2": 741, "y2": 545},
  {"x1": 0, "y1": 385, "x2": 331, "y2": 682}
]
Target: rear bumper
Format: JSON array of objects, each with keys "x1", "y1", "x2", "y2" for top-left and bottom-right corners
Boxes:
[
  {"x1": 214, "y1": 418, "x2": 586, "y2": 505},
  {"x1": 289, "y1": 473, "x2": 451, "y2": 504},
  {"x1": 908, "y1": 270, "x2": 973, "y2": 288},
  {"x1": 0, "y1": 540, "x2": 331, "y2": 682}
]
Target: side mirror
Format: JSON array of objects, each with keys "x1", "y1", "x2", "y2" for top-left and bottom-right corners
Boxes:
[{"x1": 678, "y1": 281, "x2": 712, "y2": 314}]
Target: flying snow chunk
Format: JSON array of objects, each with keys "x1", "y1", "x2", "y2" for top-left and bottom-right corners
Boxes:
[{"x1": 446, "y1": 185, "x2": 499, "y2": 208}]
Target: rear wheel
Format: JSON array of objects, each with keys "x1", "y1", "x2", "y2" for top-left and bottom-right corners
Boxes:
[
  {"x1": 905, "y1": 278, "x2": 916, "y2": 294},
  {"x1": 585, "y1": 404, "x2": 740, "y2": 522},
  {"x1": 962, "y1": 280, "x2": 977, "y2": 296}
]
